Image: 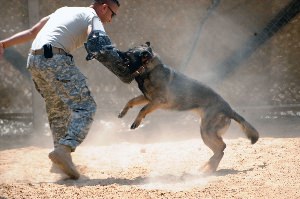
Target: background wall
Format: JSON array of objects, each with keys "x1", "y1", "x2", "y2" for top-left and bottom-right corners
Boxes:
[{"x1": 0, "y1": 0, "x2": 299, "y2": 139}]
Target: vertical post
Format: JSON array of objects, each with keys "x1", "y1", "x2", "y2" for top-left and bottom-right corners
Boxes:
[
  {"x1": 28, "y1": 0, "x2": 39, "y2": 25},
  {"x1": 28, "y1": 0, "x2": 45, "y2": 134}
]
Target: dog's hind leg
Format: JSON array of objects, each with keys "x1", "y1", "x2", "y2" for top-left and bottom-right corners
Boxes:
[
  {"x1": 131, "y1": 101, "x2": 163, "y2": 129},
  {"x1": 200, "y1": 113, "x2": 231, "y2": 174},
  {"x1": 118, "y1": 95, "x2": 149, "y2": 118}
]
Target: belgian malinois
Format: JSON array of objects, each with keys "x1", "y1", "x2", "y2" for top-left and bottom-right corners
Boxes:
[{"x1": 118, "y1": 42, "x2": 259, "y2": 173}]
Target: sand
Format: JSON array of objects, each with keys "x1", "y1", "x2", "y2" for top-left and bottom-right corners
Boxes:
[{"x1": 0, "y1": 136, "x2": 300, "y2": 199}]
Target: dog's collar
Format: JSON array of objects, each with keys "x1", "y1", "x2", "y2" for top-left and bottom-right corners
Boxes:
[
  {"x1": 131, "y1": 56, "x2": 162, "y2": 78},
  {"x1": 132, "y1": 65, "x2": 147, "y2": 77}
]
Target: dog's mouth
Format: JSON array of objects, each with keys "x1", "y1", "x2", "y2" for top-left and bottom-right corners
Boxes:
[
  {"x1": 141, "y1": 50, "x2": 154, "y2": 65},
  {"x1": 141, "y1": 42, "x2": 154, "y2": 64},
  {"x1": 124, "y1": 42, "x2": 154, "y2": 75}
]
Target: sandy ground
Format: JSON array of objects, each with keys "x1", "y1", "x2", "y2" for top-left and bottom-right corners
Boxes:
[{"x1": 0, "y1": 133, "x2": 300, "y2": 199}]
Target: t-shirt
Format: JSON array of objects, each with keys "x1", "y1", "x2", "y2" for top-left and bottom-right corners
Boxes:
[{"x1": 31, "y1": 7, "x2": 105, "y2": 53}]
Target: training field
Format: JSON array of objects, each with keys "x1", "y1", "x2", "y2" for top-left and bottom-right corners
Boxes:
[{"x1": 0, "y1": 134, "x2": 299, "y2": 199}]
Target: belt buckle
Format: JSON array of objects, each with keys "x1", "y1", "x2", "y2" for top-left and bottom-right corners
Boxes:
[{"x1": 59, "y1": 48, "x2": 64, "y2": 54}]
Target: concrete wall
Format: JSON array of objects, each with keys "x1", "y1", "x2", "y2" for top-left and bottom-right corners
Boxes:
[{"x1": 0, "y1": 0, "x2": 299, "y2": 115}]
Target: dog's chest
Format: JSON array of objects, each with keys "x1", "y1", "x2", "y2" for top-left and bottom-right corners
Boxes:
[
  {"x1": 136, "y1": 67, "x2": 171, "y2": 101},
  {"x1": 136, "y1": 76, "x2": 159, "y2": 100}
]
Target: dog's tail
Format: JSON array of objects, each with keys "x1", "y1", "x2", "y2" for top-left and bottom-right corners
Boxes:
[{"x1": 230, "y1": 110, "x2": 259, "y2": 144}]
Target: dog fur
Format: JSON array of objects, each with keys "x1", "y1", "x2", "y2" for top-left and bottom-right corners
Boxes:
[{"x1": 118, "y1": 42, "x2": 259, "y2": 173}]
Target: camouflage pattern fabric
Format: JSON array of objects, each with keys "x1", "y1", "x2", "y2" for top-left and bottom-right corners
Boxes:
[{"x1": 27, "y1": 54, "x2": 96, "y2": 151}]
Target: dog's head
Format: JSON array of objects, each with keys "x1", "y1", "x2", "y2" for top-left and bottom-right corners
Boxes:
[{"x1": 123, "y1": 42, "x2": 154, "y2": 73}]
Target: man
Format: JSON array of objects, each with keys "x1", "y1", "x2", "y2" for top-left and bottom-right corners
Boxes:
[{"x1": 0, "y1": 0, "x2": 134, "y2": 179}]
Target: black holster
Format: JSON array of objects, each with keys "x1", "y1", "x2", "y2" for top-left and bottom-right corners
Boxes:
[{"x1": 43, "y1": 44, "x2": 53, "y2": 58}]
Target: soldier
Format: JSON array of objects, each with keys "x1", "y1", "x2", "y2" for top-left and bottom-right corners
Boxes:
[{"x1": 0, "y1": 0, "x2": 134, "y2": 179}]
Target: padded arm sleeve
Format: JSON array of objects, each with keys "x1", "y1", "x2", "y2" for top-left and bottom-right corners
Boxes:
[{"x1": 84, "y1": 29, "x2": 134, "y2": 83}]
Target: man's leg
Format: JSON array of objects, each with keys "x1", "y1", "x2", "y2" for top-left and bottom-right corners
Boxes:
[
  {"x1": 30, "y1": 67, "x2": 76, "y2": 178},
  {"x1": 47, "y1": 64, "x2": 96, "y2": 179},
  {"x1": 29, "y1": 55, "x2": 96, "y2": 179},
  {"x1": 45, "y1": 91, "x2": 70, "y2": 148},
  {"x1": 52, "y1": 65, "x2": 97, "y2": 150},
  {"x1": 31, "y1": 73, "x2": 69, "y2": 146}
]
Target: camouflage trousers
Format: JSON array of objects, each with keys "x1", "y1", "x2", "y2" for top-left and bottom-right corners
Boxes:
[{"x1": 27, "y1": 54, "x2": 97, "y2": 151}]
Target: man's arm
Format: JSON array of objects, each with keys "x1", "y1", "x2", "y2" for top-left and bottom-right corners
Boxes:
[
  {"x1": 84, "y1": 17, "x2": 134, "y2": 83},
  {"x1": 0, "y1": 16, "x2": 50, "y2": 58}
]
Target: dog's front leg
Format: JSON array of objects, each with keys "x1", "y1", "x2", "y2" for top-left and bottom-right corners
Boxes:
[
  {"x1": 118, "y1": 95, "x2": 149, "y2": 118},
  {"x1": 131, "y1": 102, "x2": 162, "y2": 129}
]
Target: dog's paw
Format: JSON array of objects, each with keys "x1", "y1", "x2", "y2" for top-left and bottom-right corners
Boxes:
[
  {"x1": 130, "y1": 122, "x2": 140, "y2": 129},
  {"x1": 118, "y1": 113, "x2": 123, "y2": 118},
  {"x1": 118, "y1": 109, "x2": 129, "y2": 118},
  {"x1": 199, "y1": 162, "x2": 217, "y2": 175},
  {"x1": 118, "y1": 110, "x2": 127, "y2": 118}
]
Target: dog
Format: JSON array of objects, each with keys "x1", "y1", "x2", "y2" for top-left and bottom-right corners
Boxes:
[{"x1": 118, "y1": 42, "x2": 259, "y2": 173}]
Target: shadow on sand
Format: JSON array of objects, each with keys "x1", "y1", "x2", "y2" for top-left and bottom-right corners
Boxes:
[{"x1": 54, "y1": 167, "x2": 255, "y2": 187}]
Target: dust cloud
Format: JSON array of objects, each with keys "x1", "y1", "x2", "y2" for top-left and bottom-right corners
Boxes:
[{"x1": 1, "y1": 1, "x2": 299, "y2": 198}]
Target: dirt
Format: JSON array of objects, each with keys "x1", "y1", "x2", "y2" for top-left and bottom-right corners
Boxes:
[{"x1": 0, "y1": 133, "x2": 300, "y2": 199}]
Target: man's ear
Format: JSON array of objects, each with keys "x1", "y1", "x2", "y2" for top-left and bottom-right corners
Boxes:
[{"x1": 145, "y1": 41, "x2": 150, "y2": 47}]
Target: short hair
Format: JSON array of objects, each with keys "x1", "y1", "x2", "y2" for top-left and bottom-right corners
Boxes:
[{"x1": 94, "y1": 0, "x2": 120, "y2": 7}]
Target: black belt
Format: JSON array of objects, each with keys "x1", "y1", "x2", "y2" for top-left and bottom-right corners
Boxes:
[
  {"x1": 30, "y1": 46, "x2": 73, "y2": 60},
  {"x1": 30, "y1": 47, "x2": 68, "y2": 56}
]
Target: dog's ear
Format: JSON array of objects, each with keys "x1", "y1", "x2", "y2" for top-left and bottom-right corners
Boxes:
[{"x1": 145, "y1": 41, "x2": 150, "y2": 47}]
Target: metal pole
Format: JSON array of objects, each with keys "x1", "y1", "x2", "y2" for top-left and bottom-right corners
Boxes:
[{"x1": 27, "y1": 0, "x2": 45, "y2": 134}]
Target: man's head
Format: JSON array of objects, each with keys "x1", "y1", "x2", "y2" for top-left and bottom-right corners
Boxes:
[{"x1": 92, "y1": 0, "x2": 120, "y2": 23}]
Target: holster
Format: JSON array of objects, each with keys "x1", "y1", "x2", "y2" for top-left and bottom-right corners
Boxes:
[{"x1": 43, "y1": 44, "x2": 53, "y2": 58}]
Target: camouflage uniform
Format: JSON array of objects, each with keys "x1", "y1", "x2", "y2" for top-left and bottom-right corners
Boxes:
[
  {"x1": 27, "y1": 54, "x2": 96, "y2": 151},
  {"x1": 25, "y1": 8, "x2": 134, "y2": 155}
]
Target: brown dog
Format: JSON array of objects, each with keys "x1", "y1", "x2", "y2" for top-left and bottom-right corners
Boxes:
[{"x1": 118, "y1": 42, "x2": 259, "y2": 173}]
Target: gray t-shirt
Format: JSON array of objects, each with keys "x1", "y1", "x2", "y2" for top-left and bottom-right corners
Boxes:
[{"x1": 31, "y1": 7, "x2": 104, "y2": 53}]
